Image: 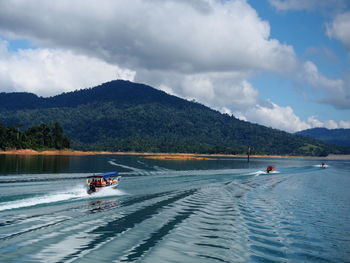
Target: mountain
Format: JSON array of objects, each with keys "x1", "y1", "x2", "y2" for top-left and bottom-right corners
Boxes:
[
  {"x1": 296, "y1": 128, "x2": 350, "y2": 147},
  {"x1": 0, "y1": 80, "x2": 348, "y2": 156}
]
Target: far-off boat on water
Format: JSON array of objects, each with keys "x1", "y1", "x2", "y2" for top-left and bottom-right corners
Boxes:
[{"x1": 86, "y1": 171, "x2": 121, "y2": 194}]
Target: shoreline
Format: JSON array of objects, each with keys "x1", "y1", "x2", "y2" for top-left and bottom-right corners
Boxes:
[{"x1": 0, "y1": 149, "x2": 349, "y2": 160}]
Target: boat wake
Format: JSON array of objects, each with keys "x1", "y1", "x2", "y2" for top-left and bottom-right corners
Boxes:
[
  {"x1": 108, "y1": 160, "x2": 147, "y2": 173},
  {"x1": 249, "y1": 170, "x2": 280, "y2": 176},
  {"x1": 313, "y1": 164, "x2": 329, "y2": 168},
  {"x1": 0, "y1": 185, "x2": 126, "y2": 212}
]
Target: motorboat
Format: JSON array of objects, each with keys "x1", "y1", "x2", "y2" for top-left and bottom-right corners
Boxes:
[
  {"x1": 86, "y1": 171, "x2": 121, "y2": 194},
  {"x1": 266, "y1": 166, "x2": 276, "y2": 173}
]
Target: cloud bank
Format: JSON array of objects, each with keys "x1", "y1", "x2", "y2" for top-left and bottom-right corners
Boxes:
[
  {"x1": 0, "y1": 40, "x2": 135, "y2": 96},
  {"x1": 235, "y1": 101, "x2": 350, "y2": 132},
  {"x1": 0, "y1": 0, "x2": 348, "y2": 132}
]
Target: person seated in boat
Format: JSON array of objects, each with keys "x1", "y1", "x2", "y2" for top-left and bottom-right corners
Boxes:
[
  {"x1": 101, "y1": 179, "x2": 106, "y2": 187},
  {"x1": 321, "y1": 162, "x2": 326, "y2": 167},
  {"x1": 95, "y1": 179, "x2": 102, "y2": 187},
  {"x1": 266, "y1": 166, "x2": 275, "y2": 173},
  {"x1": 106, "y1": 178, "x2": 111, "y2": 185},
  {"x1": 89, "y1": 181, "x2": 96, "y2": 192}
]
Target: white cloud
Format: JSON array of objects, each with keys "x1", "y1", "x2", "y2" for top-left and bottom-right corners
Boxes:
[
  {"x1": 0, "y1": 0, "x2": 297, "y2": 74},
  {"x1": 182, "y1": 75, "x2": 216, "y2": 101},
  {"x1": 235, "y1": 100, "x2": 350, "y2": 132},
  {"x1": 180, "y1": 74, "x2": 259, "y2": 110},
  {"x1": 338, "y1": 120, "x2": 350, "y2": 128},
  {"x1": 306, "y1": 116, "x2": 324, "y2": 127},
  {"x1": 134, "y1": 70, "x2": 260, "y2": 112},
  {"x1": 0, "y1": 0, "x2": 348, "y2": 133},
  {"x1": 297, "y1": 61, "x2": 350, "y2": 109},
  {"x1": 0, "y1": 40, "x2": 135, "y2": 96},
  {"x1": 327, "y1": 12, "x2": 350, "y2": 51},
  {"x1": 0, "y1": 0, "x2": 299, "y2": 120},
  {"x1": 318, "y1": 119, "x2": 350, "y2": 129},
  {"x1": 237, "y1": 100, "x2": 310, "y2": 132}
]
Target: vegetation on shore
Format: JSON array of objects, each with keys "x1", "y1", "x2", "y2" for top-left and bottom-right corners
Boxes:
[{"x1": 0, "y1": 122, "x2": 70, "y2": 151}]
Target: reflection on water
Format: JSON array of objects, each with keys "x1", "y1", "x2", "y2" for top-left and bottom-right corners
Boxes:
[
  {"x1": 0, "y1": 154, "x2": 72, "y2": 174},
  {"x1": 0, "y1": 155, "x2": 349, "y2": 263}
]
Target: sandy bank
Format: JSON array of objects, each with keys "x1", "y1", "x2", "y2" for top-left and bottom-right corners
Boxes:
[
  {"x1": 0, "y1": 149, "x2": 349, "y2": 159},
  {"x1": 143, "y1": 155, "x2": 214, "y2": 160}
]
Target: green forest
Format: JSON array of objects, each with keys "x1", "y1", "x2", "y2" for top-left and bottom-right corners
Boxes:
[
  {"x1": 0, "y1": 80, "x2": 349, "y2": 156},
  {"x1": 0, "y1": 122, "x2": 70, "y2": 151},
  {"x1": 297, "y1": 128, "x2": 350, "y2": 147}
]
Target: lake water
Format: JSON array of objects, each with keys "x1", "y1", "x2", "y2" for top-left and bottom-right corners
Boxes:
[{"x1": 0, "y1": 154, "x2": 349, "y2": 263}]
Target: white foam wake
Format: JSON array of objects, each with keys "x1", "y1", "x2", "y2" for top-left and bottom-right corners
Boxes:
[
  {"x1": 108, "y1": 160, "x2": 143, "y2": 172},
  {"x1": 249, "y1": 170, "x2": 280, "y2": 176},
  {"x1": 0, "y1": 186, "x2": 126, "y2": 212},
  {"x1": 313, "y1": 164, "x2": 329, "y2": 168}
]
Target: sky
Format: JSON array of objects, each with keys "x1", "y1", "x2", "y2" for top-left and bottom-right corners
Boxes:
[{"x1": 0, "y1": 0, "x2": 349, "y2": 133}]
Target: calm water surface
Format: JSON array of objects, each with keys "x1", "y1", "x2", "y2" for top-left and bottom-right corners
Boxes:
[{"x1": 0, "y1": 155, "x2": 349, "y2": 262}]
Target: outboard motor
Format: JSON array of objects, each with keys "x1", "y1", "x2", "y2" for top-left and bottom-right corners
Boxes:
[{"x1": 89, "y1": 183, "x2": 96, "y2": 193}]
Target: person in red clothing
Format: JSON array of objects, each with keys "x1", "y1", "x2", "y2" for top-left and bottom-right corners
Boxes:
[{"x1": 266, "y1": 166, "x2": 275, "y2": 173}]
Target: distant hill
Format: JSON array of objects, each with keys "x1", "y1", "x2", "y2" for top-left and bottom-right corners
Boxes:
[
  {"x1": 296, "y1": 128, "x2": 350, "y2": 147},
  {"x1": 0, "y1": 80, "x2": 348, "y2": 156}
]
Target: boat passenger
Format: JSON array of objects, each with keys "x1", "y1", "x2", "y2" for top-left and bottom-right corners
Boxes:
[
  {"x1": 95, "y1": 179, "x2": 102, "y2": 187},
  {"x1": 102, "y1": 179, "x2": 106, "y2": 187},
  {"x1": 266, "y1": 166, "x2": 275, "y2": 173},
  {"x1": 89, "y1": 182, "x2": 96, "y2": 192}
]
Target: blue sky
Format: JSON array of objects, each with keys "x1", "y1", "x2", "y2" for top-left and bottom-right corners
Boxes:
[
  {"x1": 249, "y1": 0, "x2": 350, "y2": 122},
  {"x1": 0, "y1": 0, "x2": 349, "y2": 132}
]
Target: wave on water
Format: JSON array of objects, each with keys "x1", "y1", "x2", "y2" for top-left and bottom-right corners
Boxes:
[
  {"x1": 0, "y1": 185, "x2": 126, "y2": 212},
  {"x1": 108, "y1": 160, "x2": 144, "y2": 172}
]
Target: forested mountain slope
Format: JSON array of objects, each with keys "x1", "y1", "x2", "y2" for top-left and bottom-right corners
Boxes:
[
  {"x1": 296, "y1": 128, "x2": 350, "y2": 147},
  {"x1": 0, "y1": 80, "x2": 348, "y2": 156}
]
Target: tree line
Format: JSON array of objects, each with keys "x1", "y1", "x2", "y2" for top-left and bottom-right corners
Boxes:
[{"x1": 0, "y1": 122, "x2": 70, "y2": 150}]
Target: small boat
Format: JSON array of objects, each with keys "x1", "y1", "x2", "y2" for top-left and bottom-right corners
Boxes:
[
  {"x1": 86, "y1": 171, "x2": 121, "y2": 194},
  {"x1": 266, "y1": 166, "x2": 276, "y2": 173}
]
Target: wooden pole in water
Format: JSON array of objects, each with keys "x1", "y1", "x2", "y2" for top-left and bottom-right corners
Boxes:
[{"x1": 247, "y1": 147, "x2": 251, "y2": 162}]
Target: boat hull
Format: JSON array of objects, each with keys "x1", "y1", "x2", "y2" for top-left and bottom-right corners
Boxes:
[
  {"x1": 87, "y1": 183, "x2": 119, "y2": 194},
  {"x1": 86, "y1": 176, "x2": 121, "y2": 194}
]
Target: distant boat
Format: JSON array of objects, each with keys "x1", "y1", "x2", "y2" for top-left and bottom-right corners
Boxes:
[
  {"x1": 86, "y1": 171, "x2": 121, "y2": 194},
  {"x1": 266, "y1": 166, "x2": 276, "y2": 173}
]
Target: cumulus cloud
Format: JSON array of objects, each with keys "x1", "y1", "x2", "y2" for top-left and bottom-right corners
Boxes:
[
  {"x1": 134, "y1": 70, "x2": 260, "y2": 112},
  {"x1": 235, "y1": 100, "x2": 350, "y2": 132},
  {"x1": 297, "y1": 61, "x2": 350, "y2": 109},
  {"x1": 0, "y1": 0, "x2": 297, "y2": 74},
  {"x1": 0, "y1": 0, "x2": 300, "y2": 118},
  {"x1": 0, "y1": 40, "x2": 135, "y2": 96},
  {"x1": 306, "y1": 117, "x2": 350, "y2": 129},
  {"x1": 0, "y1": 0, "x2": 347, "y2": 132},
  {"x1": 236, "y1": 100, "x2": 310, "y2": 132},
  {"x1": 178, "y1": 74, "x2": 259, "y2": 110},
  {"x1": 327, "y1": 12, "x2": 350, "y2": 51}
]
